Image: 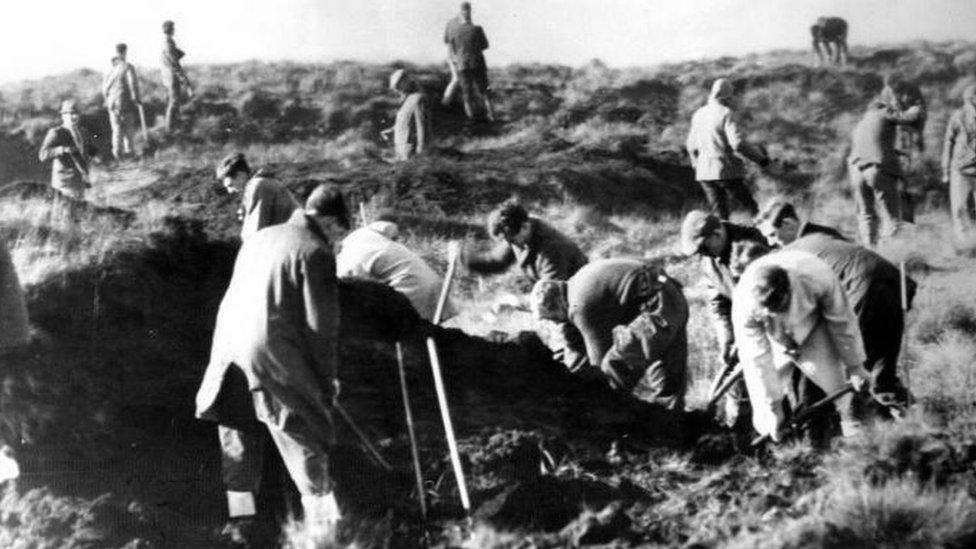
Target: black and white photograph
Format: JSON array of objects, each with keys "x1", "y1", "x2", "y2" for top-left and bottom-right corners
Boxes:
[{"x1": 1, "y1": 0, "x2": 976, "y2": 547}]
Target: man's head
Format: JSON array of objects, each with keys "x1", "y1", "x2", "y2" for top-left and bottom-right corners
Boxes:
[
  {"x1": 305, "y1": 185, "x2": 351, "y2": 242},
  {"x1": 755, "y1": 199, "x2": 801, "y2": 246},
  {"x1": 709, "y1": 78, "x2": 735, "y2": 105},
  {"x1": 460, "y1": 2, "x2": 472, "y2": 22},
  {"x1": 162, "y1": 20, "x2": 175, "y2": 35},
  {"x1": 680, "y1": 210, "x2": 726, "y2": 257},
  {"x1": 530, "y1": 279, "x2": 568, "y2": 322},
  {"x1": 60, "y1": 100, "x2": 80, "y2": 128},
  {"x1": 965, "y1": 84, "x2": 976, "y2": 109},
  {"x1": 215, "y1": 153, "x2": 251, "y2": 194},
  {"x1": 368, "y1": 220, "x2": 400, "y2": 241},
  {"x1": 388, "y1": 69, "x2": 415, "y2": 95},
  {"x1": 487, "y1": 200, "x2": 533, "y2": 247},
  {"x1": 729, "y1": 240, "x2": 771, "y2": 279},
  {"x1": 115, "y1": 43, "x2": 128, "y2": 58},
  {"x1": 752, "y1": 264, "x2": 791, "y2": 314}
]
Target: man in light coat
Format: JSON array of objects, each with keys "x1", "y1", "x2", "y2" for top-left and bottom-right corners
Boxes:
[
  {"x1": 102, "y1": 43, "x2": 141, "y2": 160},
  {"x1": 38, "y1": 100, "x2": 97, "y2": 202},
  {"x1": 161, "y1": 20, "x2": 193, "y2": 132},
  {"x1": 942, "y1": 84, "x2": 976, "y2": 241},
  {"x1": 337, "y1": 220, "x2": 454, "y2": 321},
  {"x1": 685, "y1": 78, "x2": 770, "y2": 219},
  {"x1": 215, "y1": 153, "x2": 300, "y2": 240},
  {"x1": 382, "y1": 70, "x2": 431, "y2": 162},
  {"x1": 196, "y1": 186, "x2": 350, "y2": 536},
  {"x1": 848, "y1": 82, "x2": 926, "y2": 245},
  {"x1": 732, "y1": 249, "x2": 871, "y2": 442}
]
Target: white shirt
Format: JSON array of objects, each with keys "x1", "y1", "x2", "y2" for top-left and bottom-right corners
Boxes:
[{"x1": 337, "y1": 227, "x2": 453, "y2": 321}]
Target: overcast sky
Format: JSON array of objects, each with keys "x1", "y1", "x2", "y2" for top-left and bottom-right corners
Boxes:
[{"x1": 2, "y1": 0, "x2": 974, "y2": 83}]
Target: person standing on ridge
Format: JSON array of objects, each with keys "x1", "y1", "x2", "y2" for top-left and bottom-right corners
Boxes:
[
  {"x1": 686, "y1": 78, "x2": 771, "y2": 220},
  {"x1": 161, "y1": 20, "x2": 194, "y2": 132},
  {"x1": 102, "y1": 43, "x2": 141, "y2": 161},
  {"x1": 443, "y1": 2, "x2": 495, "y2": 122}
]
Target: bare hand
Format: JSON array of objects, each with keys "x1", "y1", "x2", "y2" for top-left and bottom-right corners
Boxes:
[
  {"x1": 447, "y1": 240, "x2": 463, "y2": 262},
  {"x1": 848, "y1": 366, "x2": 871, "y2": 393}
]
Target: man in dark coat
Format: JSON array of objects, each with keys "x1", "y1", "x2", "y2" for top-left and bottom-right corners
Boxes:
[
  {"x1": 532, "y1": 258, "x2": 689, "y2": 409},
  {"x1": 755, "y1": 199, "x2": 848, "y2": 247},
  {"x1": 195, "y1": 185, "x2": 350, "y2": 535},
  {"x1": 463, "y1": 200, "x2": 588, "y2": 283},
  {"x1": 161, "y1": 20, "x2": 193, "y2": 132},
  {"x1": 38, "y1": 100, "x2": 97, "y2": 201},
  {"x1": 787, "y1": 233, "x2": 916, "y2": 401},
  {"x1": 811, "y1": 17, "x2": 849, "y2": 65},
  {"x1": 681, "y1": 209, "x2": 768, "y2": 426},
  {"x1": 443, "y1": 1, "x2": 494, "y2": 121}
]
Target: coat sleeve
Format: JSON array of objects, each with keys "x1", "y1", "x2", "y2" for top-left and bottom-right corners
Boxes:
[
  {"x1": 572, "y1": 302, "x2": 611, "y2": 369},
  {"x1": 727, "y1": 112, "x2": 767, "y2": 164},
  {"x1": 38, "y1": 128, "x2": 65, "y2": 161},
  {"x1": 685, "y1": 115, "x2": 699, "y2": 166},
  {"x1": 732, "y1": 287, "x2": 784, "y2": 439},
  {"x1": 883, "y1": 105, "x2": 925, "y2": 126},
  {"x1": 817, "y1": 272, "x2": 867, "y2": 371},
  {"x1": 413, "y1": 97, "x2": 429, "y2": 154},
  {"x1": 943, "y1": 112, "x2": 960, "y2": 181},
  {"x1": 301, "y1": 249, "x2": 340, "y2": 390},
  {"x1": 478, "y1": 27, "x2": 489, "y2": 51},
  {"x1": 464, "y1": 241, "x2": 516, "y2": 275}
]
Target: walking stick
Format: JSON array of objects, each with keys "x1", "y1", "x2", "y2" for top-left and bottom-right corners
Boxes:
[
  {"x1": 425, "y1": 242, "x2": 472, "y2": 520},
  {"x1": 899, "y1": 260, "x2": 911, "y2": 399},
  {"x1": 396, "y1": 342, "x2": 430, "y2": 542},
  {"x1": 137, "y1": 103, "x2": 150, "y2": 144}
]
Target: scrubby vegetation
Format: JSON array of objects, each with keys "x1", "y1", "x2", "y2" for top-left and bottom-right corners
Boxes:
[{"x1": 2, "y1": 40, "x2": 976, "y2": 548}]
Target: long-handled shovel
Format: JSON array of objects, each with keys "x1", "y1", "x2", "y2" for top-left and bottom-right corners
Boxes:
[
  {"x1": 136, "y1": 103, "x2": 157, "y2": 157},
  {"x1": 396, "y1": 342, "x2": 430, "y2": 544},
  {"x1": 750, "y1": 384, "x2": 855, "y2": 447},
  {"x1": 706, "y1": 364, "x2": 743, "y2": 413},
  {"x1": 425, "y1": 242, "x2": 472, "y2": 521}
]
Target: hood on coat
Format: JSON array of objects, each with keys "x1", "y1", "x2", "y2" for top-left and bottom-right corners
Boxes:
[{"x1": 709, "y1": 79, "x2": 734, "y2": 104}]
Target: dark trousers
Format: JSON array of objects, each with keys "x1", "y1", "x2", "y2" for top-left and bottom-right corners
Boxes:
[{"x1": 698, "y1": 179, "x2": 758, "y2": 220}]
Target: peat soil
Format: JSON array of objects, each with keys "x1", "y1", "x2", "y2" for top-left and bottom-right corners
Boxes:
[{"x1": 1, "y1": 209, "x2": 729, "y2": 547}]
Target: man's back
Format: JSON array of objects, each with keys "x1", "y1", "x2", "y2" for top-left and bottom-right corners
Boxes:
[
  {"x1": 446, "y1": 23, "x2": 488, "y2": 70},
  {"x1": 240, "y1": 174, "x2": 300, "y2": 240},
  {"x1": 103, "y1": 61, "x2": 139, "y2": 106},
  {"x1": 687, "y1": 102, "x2": 746, "y2": 180},
  {"x1": 337, "y1": 227, "x2": 444, "y2": 320}
]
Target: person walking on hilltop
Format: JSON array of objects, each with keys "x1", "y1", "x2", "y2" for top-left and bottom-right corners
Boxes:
[
  {"x1": 102, "y1": 43, "x2": 141, "y2": 161},
  {"x1": 161, "y1": 20, "x2": 193, "y2": 132},
  {"x1": 942, "y1": 84, "x2": 976, "y2": 243},
  {"x1": 38, "y1": 100, "x2": 97, "y2": 203},
  {"x1": 381, "y1": 70, "x2": 431, "y2": 162},
  {"x1": 848, "y1": 80, "x2": 926, "y2": 246},
  {"x1": 531, "y1": 258, "x2": 689, "y2": 410},
  {"x1": 215, "y1": 153, "x2": 300, "y2": 240},
  {"x1": 443, "y1": 2, "x2": 495, "y2": 122},
  {"x1": 195, "y1": 186, "x2": 351, "y2": 544},
  {"x1": 810, "y1": 17, "x2": 849, "y2": 66},
  {"x1": 686, "y1": 78, "x2": 771, "y2": 220}
]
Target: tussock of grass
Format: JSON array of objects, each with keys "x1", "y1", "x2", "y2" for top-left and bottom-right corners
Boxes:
[{"x1": 730, "y1": 480, "x2": 976, "y2": 549}]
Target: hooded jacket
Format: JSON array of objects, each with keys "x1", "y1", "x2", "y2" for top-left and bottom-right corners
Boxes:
[
  {"x1": 686, "y1": 79, "x2": 768, "y2": 181},
  {"x1": 942, "y1": 85, "x2": 976, "y2": 179}
]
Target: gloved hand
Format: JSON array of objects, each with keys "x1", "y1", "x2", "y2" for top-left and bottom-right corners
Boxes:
[
  {"x1": 847, "y1": 365, "x2": 871, "y2": 393},
  {"x1": 720, "y1": 339, "x2": 737, "y2": 366}
]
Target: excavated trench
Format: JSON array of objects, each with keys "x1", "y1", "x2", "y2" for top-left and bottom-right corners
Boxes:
[{"x1": 1, "y1": 212, "x2": 727, "y2": 545}]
